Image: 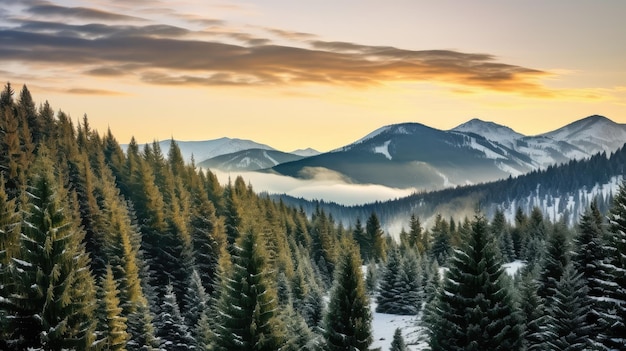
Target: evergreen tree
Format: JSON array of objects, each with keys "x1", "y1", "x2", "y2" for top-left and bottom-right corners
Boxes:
[
  {"x1": 430, "y1": 214, "x2": 451, "y2": 265},
  {"x1": 366, "y1": 212, "x2": 387, "y2": 263},
  {"x1": 597, "y1": 180, "x2": 626, "y2": 350},
  {"x1": 323, "y1": 238, "x2": 372, "y2": 351},
  {"x1": 390, "y1": 328, "x2": 407, "y2": 351},
  {"x1": 409, "y1": 213, "x2": 425, "y2": 253},
  {"x1": 212, "y1": 229, "x2": 285, "y2": 351},
  {"x1": 544, "y1": 263, "x2": 593, "y2": 351},
  {"x1": 518, "y1": 269, "x2": 549, "y2": 351},
  {"x1": 4, "y1": 150, "x2": 96, "y2": 350},
  {"x1": 427, "y1": 214, "x2": 521, "y2": 351},
  {"x1": 154, "y1": 283, "x2": 195, "y2": 350},
  {"x1": 537, "y1": 221, "x2": 570, "y2": 301},
  {"x1": 97, "y1": 265, "x2": 129, "y2": 351},
  {"x1": 376, "y1": 247, "x2": 403, "y2": 314}
]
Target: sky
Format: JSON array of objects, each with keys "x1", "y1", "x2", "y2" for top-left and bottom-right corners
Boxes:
[{"x1": 2, "y1": 0, "x2": 626, "y2": 152}]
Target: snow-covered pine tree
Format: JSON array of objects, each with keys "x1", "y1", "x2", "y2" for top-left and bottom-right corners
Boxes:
[
  {"x1": 323, "y1": 238, "x2": 372, "y2": 351},
  {"x1": 572, "y1": 201, "x2": 606, "y2": 343},
  {"x1": 5, "y1": 149, "x2": 97, "y2": 350},
  {"x1": 518, "y1": 269, "x2": 549, "y2": 351},
  {"x1": 544, "y1": 263, "x2": 593, "y2": 351},
  {"x1": 376, "y1": 247, "x2": 403, "y2": 314},
  {"x1": 597, "y1": 180, "x2": 626, "y2": 350},
  {"x1": 154, "y1": 283, "x2": 196, "y2": 350},
  {"x1": 427, "y1": 214, "x2": 522, "y2": 351}
]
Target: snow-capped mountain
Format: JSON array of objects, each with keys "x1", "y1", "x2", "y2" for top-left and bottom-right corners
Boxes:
[
  {"x1": 133, "y1": 138, "x2": 277, "y2": 163},
  {"x1": 451, "y1": 115, "x2": 626, "y2": 170},
  {"x1": 271, "y1": 115, "x2": 626, "y2": 190},
  {"x1": 290, "y1": 148, "x2": 321, "y2": 157},
  {"x1": 452, "y1": 118, "x2": 524, "y2": 149},
  {"x1": 198, "y1": 149, "x2": 305, "y2": 171},
  {"x1": 540, "y1": 115, "x2": 626, "y2": 155}
]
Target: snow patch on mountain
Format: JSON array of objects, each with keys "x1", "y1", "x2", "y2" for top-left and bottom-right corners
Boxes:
[
  {"x1": 290, "y1": 148, "x2": 321, "y2": 157},
  {"x1": 452, "y1": 118, "x2": 524, "y2": 149},
  {"x1": 374, "y1": 140, "x2": 392, "y2": 160},
  {"x1": 263, "y1": 151, "x2": 279, "y2": 166}
]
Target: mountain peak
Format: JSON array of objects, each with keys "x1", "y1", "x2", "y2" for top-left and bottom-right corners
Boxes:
[{"x1": 451, "y1": 118, "x2": 524, "y2": 147}]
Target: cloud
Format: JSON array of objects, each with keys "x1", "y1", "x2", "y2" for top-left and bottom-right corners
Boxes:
[
  {"x1": 210, "y1": 169, "x2": 416, "y2": 206},
  {"x1": 0, "y1": 0, "x2": 578, "y2": 98},
  {"x1": 26, "y1": 3, "x2": 146, "y2": 22},
  {"x1": 66, "y1": 88, "x2": 126, "y2": 95}
]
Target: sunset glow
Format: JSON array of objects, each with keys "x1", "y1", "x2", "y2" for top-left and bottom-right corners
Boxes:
[{"x1": 2, "y1": 0, "x2": 625, "y2": 151}]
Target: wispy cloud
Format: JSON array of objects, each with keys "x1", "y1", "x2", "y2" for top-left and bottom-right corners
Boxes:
[{"x1": 0, "y1": 0, "x2": 584, "y2": 98}]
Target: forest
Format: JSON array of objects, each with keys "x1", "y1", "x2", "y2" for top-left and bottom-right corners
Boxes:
[{"x1": 1, "y1": 82, "x2": 626, "y2": 351}]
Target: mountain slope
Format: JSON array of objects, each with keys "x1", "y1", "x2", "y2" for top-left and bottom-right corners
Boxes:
[
  {"x1": 198, "y1": 149, "x2": 305, "y2": 171},
  {"x1": 146, "y1": 138, "x2": 276, "y2": 163},
  {"x1": 272, "y1": 123, "x2": 532, "y2": 189},
  {"x1": 541, "y1": 115, "x2": 626, "y2": 155}
]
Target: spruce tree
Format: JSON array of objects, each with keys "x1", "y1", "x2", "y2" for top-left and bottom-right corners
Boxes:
[
  {"x1": 212, "y1": 229, "x2": 285, "y2": 351},
  {"x1": 366, "y1": 212, "x2": 387, "y2": 262},
  {"x1": 5, "y1": 150, "x2": 96, "y2": 349},
  {"x1": 537, "y1": 221, "x2": 570, "y2": 301},
  {"x1": 323, "y1": 238, "x2": 372, "y2": 351},
  {"x1": 390, "y1": 328, "x2": 408, "y2": 351},
  {"x1": 427, "y1": 214, "x2": 521, "y2": 351},
  {"x1": 154, "y1": 283, "x2": 195, "y2": 350},
  {"x1": 597, "y1": 180, "x2": 626, "y2": 349},
  {"x1": 544, "y1": 263, "x2": 593, "y2": 351},
  {"x1": 376, "y1": 247, "x2": 403, "y2": 314},
  {"x1": 97, "y1": 265, "x2": 129, "y2": 351}
]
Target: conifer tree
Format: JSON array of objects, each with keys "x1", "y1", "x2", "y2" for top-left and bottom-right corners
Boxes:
[
  {"x1": 5, "y1": 150, "x2": 96, "y2": 349},
  {"x1": 427, "y1": 214, "x2": 521, "y2": 351},
  {"x1": 213, "y1": 229, "x2": 285, "y2": 351},
  {"x1": 409, "y1": 213, "x2": 425, "y2": 253},
  {"x1": 597, "y1": 180, "x2": 626, "y2": 349},
  {"x1": 518, "y1": 269, "x2": 549, "y2": 350},
  {"x1": 97, "y1": 265, "x2": 129, "y2": 351},
  {"x1": 376, "y1": 246, "x2": 404, "y2": 314},
  {"x1": 390, "y1": 328, "x2": 408, "y2": 351},
  {"x1": 537, "y1": 221, "x2": 570, "y2": 301},
  {"x1": 323, "y1": 238, "x2": 372, "y2": 351},
  {"x1": 366, "y1": 212, "x2": 387, "y2": 262},
  {"x1": 544, "y1": 263, "x2": 593, "y2": 351},
  {"x1": 154, "y1": 283, "x2": 196, "y2": 350}
]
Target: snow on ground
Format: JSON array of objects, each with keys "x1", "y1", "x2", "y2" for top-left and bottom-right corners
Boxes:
[
  {"x1": 503, "y1": 260, "x2": 526, "y2": 277},
  {"x1": 371, "y1": 302, "x2": 428, "y2": 351}
]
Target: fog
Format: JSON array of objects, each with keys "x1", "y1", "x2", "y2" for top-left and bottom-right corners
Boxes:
[{"x1": 210, "y1": 168, "x2": 416, "y2": 206}]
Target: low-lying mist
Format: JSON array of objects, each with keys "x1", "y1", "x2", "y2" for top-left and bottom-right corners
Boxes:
[{"x1": 210, "y1": 167, "x2": 416, "y2": 206}]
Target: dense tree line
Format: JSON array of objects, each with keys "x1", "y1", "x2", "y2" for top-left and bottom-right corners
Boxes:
[{"x1": 2, "y1": 83, "x2": 626, "y2": 351}]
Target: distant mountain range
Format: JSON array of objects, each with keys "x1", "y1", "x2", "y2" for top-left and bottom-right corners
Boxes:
[
  {"x1": 271, "y1": 115, "x2": 626, "y2": 190},
  {"x1": 130, "y1": 115, "x2": 626, "y2": 191}
]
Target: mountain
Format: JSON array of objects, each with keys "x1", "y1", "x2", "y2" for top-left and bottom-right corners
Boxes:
[
  {"x1": 271, "y1": 123, "x2": 533, "y2": 189},
  {"x1": 275, "y1": 143, "x2": 626, "y2": 234},
  {"x1": 198, "y1": 149, "x2": 305, "y2": 171},
  {"x1": 540, "y1": 115, "x2": 626, "y2": 155},
  {"x1": 270, "y1": 115, "x2": 625, "y2": 191},
  {"x1": 290, "y1": 148, "x2": 321, "y2": 157},
  {"x1": 131, "y1": 138, "x2": 276, "y2": 163},
  {"x1": 451, "y1": 118, "x2": 524, "y2": 149}
]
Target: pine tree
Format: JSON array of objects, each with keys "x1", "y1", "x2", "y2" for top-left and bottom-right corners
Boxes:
[
  {"x1": 154, "y1": 283, "x2": 196, "y2": 350},
  {"x1": 518, "y1": 269, "x2": 549, "y2": 350},
  {"x1": 212, "y1": 229, "x2": 285, "y2": 351},
  {"x1": 427, "y1": 214, "x2": 521, "y2": 351},
  {"x1": 390, "y1": 328, "x2": 407, "y2": 351},
  {"x1": 597, "y1": 180, "x2": 626, "y2": 350},
  {"x1": 537, "y1": 221, "x2": 570, "y2": 301},
  {"x1": 366, "y1": 212, "x2": 387, "y2": 263},
  {"x1": 544, "y1": 263, "x2": 593, "y2": 351},
  {"x1": 97, "y1": 265, "x2": 129, "y2": 351},
  {"x1": 4, "y1": 150, "x2": 96, "y2": 350},
  {"x1": 323, "y1": 238, "x2": 372, "y2": 351},
  {"x1": 409, "y1": 213, "x2": 425, "y2": 253},
  {"x1": 376, "y1": 247, "x2": 403, "y2": 314}
]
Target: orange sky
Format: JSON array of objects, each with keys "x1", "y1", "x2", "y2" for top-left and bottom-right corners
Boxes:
[{"x1": 2, "y1": 0, "x2": 625, "y2": 152}]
